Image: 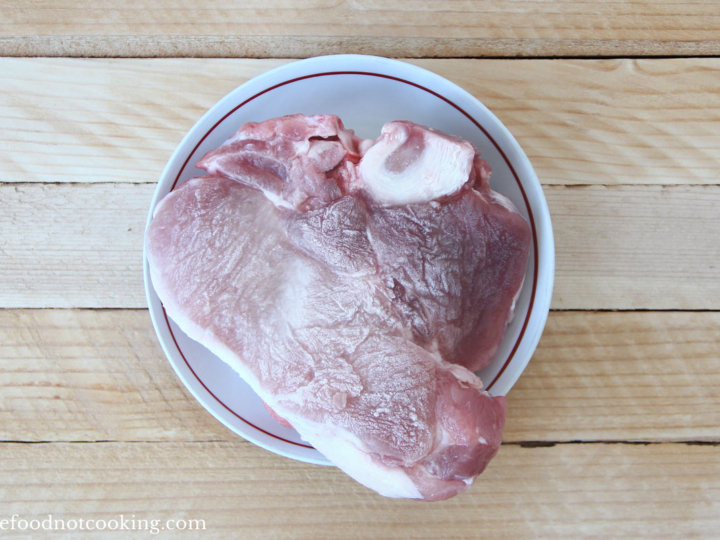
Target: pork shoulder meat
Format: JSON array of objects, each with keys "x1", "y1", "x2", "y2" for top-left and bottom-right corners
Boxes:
[{"x1": 146, "y1": 114, "x2": 531, "y2": 501}]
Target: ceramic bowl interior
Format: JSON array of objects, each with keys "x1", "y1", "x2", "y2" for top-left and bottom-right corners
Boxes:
[{"x1": 144, "y1": 55, "x2": 555, "y2": 465}]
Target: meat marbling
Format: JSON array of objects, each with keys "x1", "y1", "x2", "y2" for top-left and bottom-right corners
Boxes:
[{"x1": 146, "y1": 114, "x2": 531, "y2": 501}]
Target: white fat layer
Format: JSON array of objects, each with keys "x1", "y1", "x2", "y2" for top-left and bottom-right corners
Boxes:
[
  {"x1": 260, "y1": 187, "x2": 293, "y2": 210},
  {"x1": 507, "y1": 275, "x2": 525, "y2": 325},
  {"x1": 359, "y1": 126, "x2": 473, "y2": 206},
  {"x1": 445, "y1": 363, "x2": 484, "y2": 390},
  {"x1": 488, "y1": 189, "x2": 521, "y2": 214},
  {"x1": 149, "y1": 265, "x2": 264, "y2": 395},
  {"x1": 276, "y1": 257, "x2": 316, "y2": 330},
  {"x1": 149, "y1": 263, "x2": 422, "y2": 500},
  {"x1": 283, "y1": 415, "x2": 423, "y2": 499}
]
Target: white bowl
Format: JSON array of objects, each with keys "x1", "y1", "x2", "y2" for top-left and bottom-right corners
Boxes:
[{"x1": 144, "y1": 55, "x2": 555, "y2": 466}]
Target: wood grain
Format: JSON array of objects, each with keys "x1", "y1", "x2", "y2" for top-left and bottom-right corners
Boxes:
[
  {"x1": 0, "y1": 309, "x2": 226, "y2": 443},
  {"x1": 551, "y1": 185, "x2": 720, "y2": 310},
  {"x1": 1, "y1": 441, "x2": 718, "y2": 539},
  {"x1": 2, "y1": 0, "x2": 720, "y2": 58},
  {"x1": 506, "y1": 311, "x2": 720, "y2": 443},
  {"x1": 2, "y1": 58, "x2": 719, "y2": 186},
  {"x1": 2, "y1": 4, "x2": 718, "y2": 534},
  {"x1": 2, "y1": 309, "x2": 719, "y2": 444},
  {"x1": 0, "y1": 183, "x2": 148, "y2": 309},
  {"x1": 2, "y1": 183, "x2": 719, "y2": 310}
]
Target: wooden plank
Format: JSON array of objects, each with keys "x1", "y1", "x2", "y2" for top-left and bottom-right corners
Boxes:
[
  {"x1": 2, "y1": 58, "x2": 719, "y2": 186},
  {"x1": 0, "y1": 58, "x2": 286, "y2": 185},
  {"x1": 0, "y1": 183, "x2": 149, "y2": 309},
  {"x1": 4, "y1": 35, "x2": 720, "y2": 60},
  {"x1": 505, "y1": 311, "x2": 720, "y2": 443},
  {"x1": 0, "y1": 441, "x2": 718, "y2": 539},
  {"x1": 430, "y1": 59, "x2": 720, "y2": 186},
  {"x1": 1, "y1": 183, "x2": 718, "y2": 310},
  {"x1": 2, "y1": 0, "x2": 720, "y2": 58},
  {"x1": 551, "y1": 185, "x2": 720, "y2": 310},
  {"x1": 1, "y1": 310, "x2": 718, "y2": 444},
  {"x1": 0, "y1": 309, "x2": 227, "y2": 443}
]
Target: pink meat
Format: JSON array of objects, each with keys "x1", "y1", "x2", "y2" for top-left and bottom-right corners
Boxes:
[
  {"x1": 263, "y1": 402, "x2": 294, "y2": 429},
  {"x1": 359, "y1": 121, "x2": 531, "y2": 371},
  {"x1": 146, "y1": 114, "x2": 529, "y2": 501},
  {"x1": 198, "y1": 114, "x2": 365, "y2": 211}
]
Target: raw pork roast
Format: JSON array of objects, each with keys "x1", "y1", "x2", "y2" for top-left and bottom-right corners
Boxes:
[{"x1": 146, "y1": 115, "x2": 531, "y2": 501}]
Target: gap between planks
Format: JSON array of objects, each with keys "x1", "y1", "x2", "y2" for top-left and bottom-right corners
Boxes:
[
  {"x1": 2, "y1": 183, "x2": 719, "y2": 310},
  {"x1": 3, "y1": 0, "x2": 720, "y2": 60},
  {"x1": 2, "y1": 58, "x2": 720, "y2": 186},
  {"x1": 2, "y1": 309, "x2": 718, "y2": 444},
  {"x1": 1, "y1": 440, "x2": 719, "y2": 446},
  {"x1": 3, "y1": 38, "x2": 720, "y2": 60},
  {"x1": 1, "y1": 441, "x2": 718, "y2": 539}
]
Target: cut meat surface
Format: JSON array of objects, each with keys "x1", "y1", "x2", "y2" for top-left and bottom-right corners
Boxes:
[
  {"x1": 365, "y1": 176, "x2": 531, "y2": 372},
  {"x1": 198, "y1": 114, "x2": 364, "y2": 212},
  {"x1": 146, "y1": 114, "x2": 530, "y2": 501}
]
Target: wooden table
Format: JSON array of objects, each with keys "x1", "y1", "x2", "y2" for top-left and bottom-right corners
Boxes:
[{"x1": 2, "y1": 3, "x2": 720, "y2": 538}]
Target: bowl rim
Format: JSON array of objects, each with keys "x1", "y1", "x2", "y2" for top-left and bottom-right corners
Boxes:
[{"x1": 144, "y1": 54, "x2": 555, "y2": 464}]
